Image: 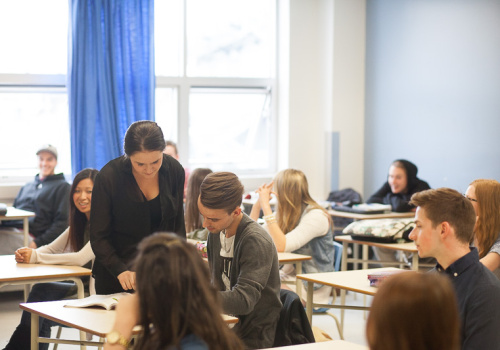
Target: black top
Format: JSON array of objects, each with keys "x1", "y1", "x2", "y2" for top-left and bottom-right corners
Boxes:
[
  {"x1": 148, "y1": 195, "x2": 161, "y2": 233},
  {"x1": 434, "y1": 248, "x2": 500, "y2": 350},
  {"x1": 90, "y1": 154, "x2": 186, "y2": 294},
  {"x1": 5, "y1": 173, "x2": 70, "y2": 247},
  {"x1": 366, "y1": 159, "x2": 430, "y2": 212}
]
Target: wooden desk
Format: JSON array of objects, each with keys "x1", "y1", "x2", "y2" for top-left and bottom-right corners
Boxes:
[
  {"x1": 297, "y1": 267, "x2": 403, "y2": 324},
  {"x1": 1, "y1": 207, "x2": 35, "y2": 247},
  {"x1": 264, "y1": 339, "x2": 367, "y2": 350},
  {"x1": 277, "y1": 252, "x2": 312, "y2": 299},
  {"x1": 0, "y1": 255, "x2": 91, "y2": 300},
  {"x1": 335, "y1": 235, "x2": 419, "y2": 271},
  {"x1": 20, "y1": 300, "x2": 238, "y2": 349}
]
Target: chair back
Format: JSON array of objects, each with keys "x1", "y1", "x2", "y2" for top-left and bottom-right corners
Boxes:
[{"x1": 333, "y1": 241, "x2": 343, "y2": 271}]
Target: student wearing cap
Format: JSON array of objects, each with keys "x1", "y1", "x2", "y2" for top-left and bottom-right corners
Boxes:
[{"x1": 0, "y1": 144, "x2": 70, "y2": 252}]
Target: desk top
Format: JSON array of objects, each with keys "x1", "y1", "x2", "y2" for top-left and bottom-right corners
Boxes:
[
  {"x1": 0, "y1": 255, "x2": 91, "y2": 283},
  {"x1": 328, "y1": 209, "x2": 414, "y2": 220},
  {"x1": 1, "y1": 207, "x2": 35, "y2": 220},
  {"x1": 277, "y1": 252, "x2": 312, "y2": 263},
  {"x1": 335, "y1": 235, "x2": 418, "y2": 252},
  {"x1": 296, "y1": 267, "x2": 403, "y2": 296},
  {"x1": 20, "y1": 300, "x2": 238, "y2": 337},
  {"x1": 265, "y1": 340, "x2": 367, "y2": 350}
]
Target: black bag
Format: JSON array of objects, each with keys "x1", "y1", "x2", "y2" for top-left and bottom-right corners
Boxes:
[{"x1": 0, "y1": 203, "x2": 7, "y2": 216}]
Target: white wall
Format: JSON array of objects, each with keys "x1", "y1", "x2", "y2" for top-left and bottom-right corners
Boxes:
[{"x1": 282, "y1": 0, "x2": 366, "y2": 199}]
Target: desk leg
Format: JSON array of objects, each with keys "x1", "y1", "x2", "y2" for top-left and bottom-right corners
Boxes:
[
  {"x1": 412, "y1": 253, "x2": 419, "y2": 271},
  {"x1": 31, "y1": 313, "x2": 39, "y2": 350},
  {"x1": 296, "y1": 262, "x2": 303, "y2": 300},
  {"x1": 340, "y1": 242, "x2": 348, "y2": 331},
  {"x1": 306, "y1": 281, "x2": 313, "y2": 325},
  {"x1": 353, "y1": 243, "x2": 359, "y2": 270},
  {"x1": 23, "y1": 217, "x2": 29, "y2": 247}
]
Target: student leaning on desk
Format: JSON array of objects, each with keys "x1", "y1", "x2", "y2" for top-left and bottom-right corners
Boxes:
[
  {"x1": 250, "y1": 168, "x2": 335, "y2": 305},
  {"x1": 104, "y1": 233, "x2": 243, "y2": 350},
  {"x1": 4, "y1": 168, "x2": 98, "y2": 350}
]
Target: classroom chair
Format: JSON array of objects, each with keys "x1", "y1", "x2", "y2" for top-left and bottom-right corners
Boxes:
[
  {"x1": 311, "y1": 241, "x2": 344, "y2": 339},
  {"x1": 273, "y1": 289, "x2": 315, "y2": 347}
]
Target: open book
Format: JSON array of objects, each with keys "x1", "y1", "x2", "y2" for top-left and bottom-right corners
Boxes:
[{"x1": 64, "y1": 292, "x2": 129, "y2": 310}]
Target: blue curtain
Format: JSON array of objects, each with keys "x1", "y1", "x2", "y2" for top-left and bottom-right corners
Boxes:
[{"x1": 69, "y1": 0, "x2": 155, "y2": 174}]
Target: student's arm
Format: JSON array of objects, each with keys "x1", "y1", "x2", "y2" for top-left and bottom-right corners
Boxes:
[
  {"x1": 90, "y1": 171, "x2": 130, "y2": 286},
  {"x1": 283, "y1": 209, "x2": 330, "y2": 252},
  {"x1": 104, "y1": 294, "x2": 138, "y2": 350},
  {"x1": 249, "y1": 199, "x2": 261, "y2": 221},
  {"x1": 33, "y1": 182, "x2": 71, "y2": 247},
  {"x1": 481, "y1": 252, "x2": 500, "y2": 271},
  {"x1": 256, "y1": 182, "x2": 287, "y2": 251},
  {"x1": 366, "y1": 182, "x2": 391, "y2": 204},
  {"x1": 219, "y1": 235, "x2": 274, "y2": 315}
]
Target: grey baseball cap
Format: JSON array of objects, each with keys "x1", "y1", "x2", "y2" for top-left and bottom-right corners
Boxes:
[{"x1": 36, "y1": 144, "x2": 58, "y2": 159}]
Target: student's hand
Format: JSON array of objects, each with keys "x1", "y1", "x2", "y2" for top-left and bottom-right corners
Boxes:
[
  {"x1": 117, "y1": 271, "x2": 136, "y2": 291},
  {"x1": 256, "y1": 181, "x2": 275, "y2": 206},
  {"x1": 104, "y1": 294, "x2": 138, "y2": 350},
  {"x1": 28, "y1": 241, "x2": 37, "y2": 249},
  {"x1": 15, "y1": 247, "x2": 33, "y2": 263}
]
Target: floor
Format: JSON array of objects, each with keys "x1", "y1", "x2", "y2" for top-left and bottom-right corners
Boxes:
[{"x1": 0, "y1": 290, "x2": 370, "y2": 349}]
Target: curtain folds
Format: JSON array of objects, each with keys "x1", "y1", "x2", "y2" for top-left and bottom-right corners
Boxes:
[{"x1": 69, "y1": 0, "x2": 155, "y2": 174}]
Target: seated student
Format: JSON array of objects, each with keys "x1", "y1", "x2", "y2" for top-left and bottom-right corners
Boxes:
[
  {"x1": 249, "y1": 169, "x2": 334, "y2": 304},
  {"x1": 366, "y1": 272, "x2": 460, "y2": 350},
  {"x1": 367, "y1": 159, "x2": 430, "y2": 212},
  {"x1": 409, "y1": 188, "x2": 500, "y2": 350},
  {"x1": 104, "y1": 233, "x2": 243, "y2": 350},
  {"x1": 367, "y1": 159, "x2": 430, "y2": 265},
  {"x1": 4, "y1": 168, "x2": 98, "y2": 350},
  {"x1": 465, "y1": 179, "x2": 500, "y2": 279},
  {"x1": 185, "y1": 168, "x2": 213, "y2": 241},
  {"x1": 0, "y1": 145, "x2": 70, "y2": 252},
  {"x1": 164, "y1": 140, "x2": 190, "y2": 198},
  {"x1": 198, "y1": 172, "x2": 281, "y2": 349}
]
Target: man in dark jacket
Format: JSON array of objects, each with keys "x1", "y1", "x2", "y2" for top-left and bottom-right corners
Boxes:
[{"x1": 0, "y1": 145, "x2": 70, "y2": 252}]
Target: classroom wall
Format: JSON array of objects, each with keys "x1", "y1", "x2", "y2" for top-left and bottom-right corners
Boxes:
[{"x1": 364, "y1": 0, "x2": 500, "y2": 199}]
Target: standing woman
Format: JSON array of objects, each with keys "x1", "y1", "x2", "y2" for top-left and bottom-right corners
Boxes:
[
  {"x1": 250, "y1": 169, "x2": 334, "y2": 303},
  {"x1": 464, "y1": 179, "x2": 500, "y2": 279},
  {"x1": 5, "y1": 168, "x2": 98, "y2": 350},
  {"x1": 91, "y1": 121, "x2": 186, "y2": 294}
]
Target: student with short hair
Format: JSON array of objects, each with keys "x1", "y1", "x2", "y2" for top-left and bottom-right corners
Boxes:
[
  {"x1": 464, "y1": 179, "x2": 500, "y2": 278},
  {"x1": 366, "y1": 272, "x2": 460, "y2": 350},
  {"x1": 0, "y1": 144, "x2": 70, "y2": 252},
  {"x1": 104, "y1": 233, "x2": 243, "y2": 350},
  {"x1": 198, "y1": 172, "x2": 281, "y2": 349},
  {"x1": 409, "y1": 188, "x2": 500, "y2": 350}
]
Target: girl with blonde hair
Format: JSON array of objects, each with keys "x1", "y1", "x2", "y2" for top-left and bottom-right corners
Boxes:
[
  {"x1": 250, "y1": 168, "x2": 334, "y2": 303},
  {"x1": 465, "y1": 179, "x2": 500, "y2": 278}
]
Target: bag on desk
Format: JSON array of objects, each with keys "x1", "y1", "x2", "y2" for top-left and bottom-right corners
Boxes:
[
  {"x1": 0, "y1": 203, "x2": 7, "y2": 216},
  {"x1": 342, "y1": 218, "x2": 415, "y2": 243}
]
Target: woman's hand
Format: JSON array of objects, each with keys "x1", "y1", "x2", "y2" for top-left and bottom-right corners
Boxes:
[
  {"x1": 117, "y1": 271, "x2": 136, "y2": 291},
  {"x1": 15, "y1": 247, "x2": 33, "y2": 263},
  {"x1": 256, "y1": 181, "x2": 276, "y2": 215}
]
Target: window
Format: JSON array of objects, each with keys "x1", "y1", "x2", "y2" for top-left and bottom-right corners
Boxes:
[
  {"x1": 154, "y1": 0, "x2": 277, "y2": 174},
  {"x1": 0, "y1": 0, "x2": 70, "y2": 182}
]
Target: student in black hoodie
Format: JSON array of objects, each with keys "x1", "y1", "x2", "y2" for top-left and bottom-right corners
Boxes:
[
  {"x1": 367, "y1": 159, "x2": 430, "y2": 212},
  {"x1": 367, "y1": 159, "x2": 431, "y2": 266}
]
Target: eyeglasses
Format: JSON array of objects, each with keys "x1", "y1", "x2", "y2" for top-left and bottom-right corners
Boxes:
[{"x1": 463, "y1": 194, "x2": 478, "y2": 203}]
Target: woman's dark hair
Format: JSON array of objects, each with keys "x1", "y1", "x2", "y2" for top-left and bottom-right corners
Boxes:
[
  {"x1": 67, "y1": 168, "x2": 99, "y2": 252},
  {"x1": 185, "y1": 168, "x2": 213, "y2": 233},
  {"x1": 133, "y1": 233, "x2": 243, "y2": 350},
  {"x1": 366, "y1": 272, "x2": 460, "y2": 350},
  {"x1": 123, "y1": 121, "x2": 166, "y2": 157}
]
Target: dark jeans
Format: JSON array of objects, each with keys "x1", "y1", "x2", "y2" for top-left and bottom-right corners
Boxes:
[{"x1": 6, "y1": 282, "x2": 77, "y2": 350}]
